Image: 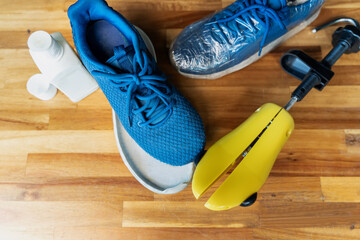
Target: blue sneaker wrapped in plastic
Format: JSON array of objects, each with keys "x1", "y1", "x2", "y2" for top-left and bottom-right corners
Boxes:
[
  {"x1": 68, "y1": 0, "x2": 206, "y2": 193},
  {"x1": 170, "y1": 0, "x2": 325, "y2": 79}
]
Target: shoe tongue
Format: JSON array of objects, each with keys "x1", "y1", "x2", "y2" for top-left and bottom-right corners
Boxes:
[
  {"x1": 106, "y1": 45, "x2": 136, "y2": 73},
  {"x1": 267, "y1": 0, "x2": 287, "y2": 10}
]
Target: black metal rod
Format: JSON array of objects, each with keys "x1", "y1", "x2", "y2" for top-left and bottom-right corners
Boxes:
[
  {"x1": 322, "y1": 41, "x2": 350, "y2": 67},
  {"x1": 291, "y1": 72, "x2": 321, "y2": 101}
]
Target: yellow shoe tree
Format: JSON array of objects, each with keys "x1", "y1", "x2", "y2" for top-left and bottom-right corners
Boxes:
[
  {"x1": 192, "y1": 103, "x2": 294, "y2": 211},
  {"x1": 192, "y1": 18, "x2": 360, "y2": 211}
]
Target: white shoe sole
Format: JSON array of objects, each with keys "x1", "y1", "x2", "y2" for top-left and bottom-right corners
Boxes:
[
  {"x1": 171, "y1": 8, "x2": 321, "y2": 80},
  {"x1": 112, "y1": 27, "x2": 195, "y2": 194}
]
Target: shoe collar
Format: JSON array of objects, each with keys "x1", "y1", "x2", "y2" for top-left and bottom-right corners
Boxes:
[{"x1": 68, "y1": 0, "x2": 145, "y2": 73}]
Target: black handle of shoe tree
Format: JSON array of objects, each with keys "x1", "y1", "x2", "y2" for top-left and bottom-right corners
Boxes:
[
  {"x1": 281, "y1": 18, "x2": 360, "y2": 102},
  {"x1": 332, "y1": 25, "x2": 360, "y2": 55},
  {"x1": 240, "y1": 192, "x2": 257, "y2": 207},
  {"x1": 281, "y1": 50, "x2": 334, "y2": 92}
]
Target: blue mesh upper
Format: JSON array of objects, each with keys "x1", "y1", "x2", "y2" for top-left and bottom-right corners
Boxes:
[{"x1": 68, "y1": 0, "x2": 206, "y2": 166}]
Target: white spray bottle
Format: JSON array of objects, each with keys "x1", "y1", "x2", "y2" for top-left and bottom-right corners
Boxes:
[{"x1": 27, "y1": 30, "x2": 98, "y2": 102}]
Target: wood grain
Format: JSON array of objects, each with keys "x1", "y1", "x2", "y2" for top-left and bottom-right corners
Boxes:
[
  {"x1": 321, "y1": 177, "x2": 360, "y2": 202},
  {"x1": 252, "y1": 227, "x2": 360, "y2": 240},
  {"x1": 0, "y1": 201, "x2": 122, "y2": 228},
  {"x1": 26, "y1": 153, "x2": 132, "y2": 177},
  {"x1": 1, "y1": 0, "x2": 360, "y2": 239},
  {"x1": 122, "y1": 201, "x2": 260, "y2": 227}
]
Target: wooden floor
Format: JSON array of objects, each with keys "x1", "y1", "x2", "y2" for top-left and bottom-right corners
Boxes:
[{"x1": 1, "y1": 0, "x2": 360, "y2": 239}]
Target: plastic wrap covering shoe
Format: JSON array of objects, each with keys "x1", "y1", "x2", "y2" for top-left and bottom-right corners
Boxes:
[
  {"x1": 68, "y1": 0, "x2": 206, "y2": 193},
  {"x1": 170, "y1": 0, "x2": 325, "y2": 79}
]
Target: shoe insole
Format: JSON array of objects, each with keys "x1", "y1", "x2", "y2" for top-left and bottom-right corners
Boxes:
[{"x1": 87, "y1": 20, "x2": 130, "y2": 62}]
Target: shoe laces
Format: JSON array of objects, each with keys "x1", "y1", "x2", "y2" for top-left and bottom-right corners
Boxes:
[
  {"x1": 207, "y1": 0, "x2": 287, "y2": 55},
  {"x1": 93, "y1": 49, "x2": 174, "y2": 128}
]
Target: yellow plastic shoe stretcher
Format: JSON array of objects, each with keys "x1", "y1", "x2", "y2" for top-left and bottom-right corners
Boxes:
[{"x1": 192, "y1": 103, "x2": 294, "y2": 211}]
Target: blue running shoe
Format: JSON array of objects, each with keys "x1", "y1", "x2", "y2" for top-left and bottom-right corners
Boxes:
[
  {"x1": 170, "y1": 0, "x2": 325, "y2": 79},
  {"x1": 68, "y1": 0, "x2": 206, "y2": 193}
]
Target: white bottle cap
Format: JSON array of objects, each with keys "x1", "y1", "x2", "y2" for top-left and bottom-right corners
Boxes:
[
  {"x1": 27, "y1": 31, "x2": 63, "y2": 60},
  {"x1": 27, "y1": 74, "x2": 57, "y2": 101}
]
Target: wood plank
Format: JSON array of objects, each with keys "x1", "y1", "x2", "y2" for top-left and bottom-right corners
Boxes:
[
  {"x1": 0, "y1": 154, "x2": 27, "y2": 180},
  {"x1": 259, "y1": 177, "x2": 322, "y2": 203},
  {"x1": 0, "y1": 177, "x2": 153, "y2": 201},
  {"x1": 282, "y1": 130, "x2": 346, "y2": 153},
  {"x1": 48, "y1": 109, "x2": 113, "y2": 130},
  {"x1": 321, "y1": 177, "x2": 360, "y2": 203},
  {"x1": 26, "y1": 153, "x2": 131, "y2": 177},
  {"x1": 260, "y1": 202, "x2": 360, "y2": 228},
  {"x1": 0, "y1": 0, "x2": 65, "y2": 12},
  {"x1": 345, "y1": 130, "x2": 360, "y2": 153},
  {"x1": 273, "y1": 152, "x2": 360, "y2": 177},
  {"x1": 0, "y1": 201, "x2": 122, "y2": 228},
  {"x1": 290, "y1": 86, "x2": 360, "y2": 109},
  {"x1": 0, "y1": 89, "x2": 77, "y2": 111},
  {"x1": 0, "y1": 49, "x2": 38, "y2": 69},
  {"x1": 0, "y1": 110, "x2": 49, "y2": 130},
  {"x1": 1, "y1": 67, "x2": 37, "y2": 90},
  {"x1": 123, "y1": 201, "x2": 260, "y2": 227},
  {"x1": 0, "y1": 30, "x2": 73, "y2": 50},
  {"x1": 0, "y1": 31, "x2": 31, "y2": 49},
  {"x1": 0, "y1": 227, "x2": 54, "y2": 240},
  {"x1": 0, "y1": 131, "x2": 118, "y2": 155},
  {"x1": 253, "y1": 227, "x2": 360, "y2": 240},
  {"x1": 289, "y1": 107, "x2": 360, "y2": 130},
  {"x1": 0, "y1": 11, "x2": 70, "y2": 31},
  {"x1": 325, "y1": 0, "x2": 360, "y2": 8},
  {"x1": 53, "y1": 227, "x2": 252, "y2": 240},
  {"x1": 123, "y1": 11, "x2": 214, "y2": 29}
]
